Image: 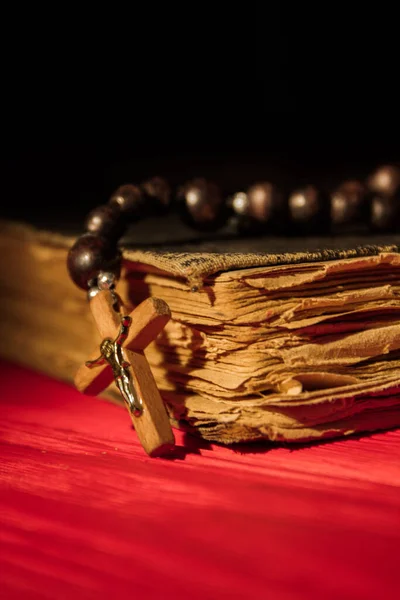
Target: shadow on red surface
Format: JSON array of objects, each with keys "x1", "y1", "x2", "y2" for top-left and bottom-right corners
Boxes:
[{"x1": 1, "y1": 360, "x2": 399, "y2": 600}]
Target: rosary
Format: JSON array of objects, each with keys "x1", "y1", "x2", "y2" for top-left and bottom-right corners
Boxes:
[{"x1": 66, "y1": 163, "x2": 400, "y2": 456}]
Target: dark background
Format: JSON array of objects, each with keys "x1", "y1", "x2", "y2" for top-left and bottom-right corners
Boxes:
[{"x1": 1, "y1": 10, "x2": 398, "y2": 229}]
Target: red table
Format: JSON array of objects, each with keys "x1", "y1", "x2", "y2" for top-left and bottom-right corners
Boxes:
[{"x1": 1, "y1": 360, "x2": 399, "y2": 599}]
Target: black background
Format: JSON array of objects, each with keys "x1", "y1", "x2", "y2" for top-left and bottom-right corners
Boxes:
[{"x1": 1, "y1": 9, "x2": 399, "y2": 228}]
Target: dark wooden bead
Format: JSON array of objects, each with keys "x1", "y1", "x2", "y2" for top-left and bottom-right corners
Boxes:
[
  {"x1": 67, "y1": 234, "x2": 121, "y2": 290},
  {"x1": 141, "y1": 176, "x2": 171, "y2": 215},
  {"x1": 84, "y1": 204, "x2": 126, "y2": 240},
  {"x1": 109, "y1": 184, "x2": 144, "y2": 218},
  {"x1": 248, "y1": 182, "x2": 282, "y2": 221},
  {"x1": 331, "y1": 180, "x2": 368, "y2": 226},
  {"x1": 367, "y1": 165, "x2": 400, "y2": 197},
  {"x1": 288, "y1": 185, "x2": 330, "y2": 234},
  {"x1": 176, "y1": 178, "x2": 227, "y2": 231},
  {"x1": 229, "y1": 192, "x2": 261, "y2": 235},
  {"x1": 369, "y1": 195, "x2": 400, "y2": 232},
  {"x1": 231, "y1": 183, "x2": 285, "y2": 234}
]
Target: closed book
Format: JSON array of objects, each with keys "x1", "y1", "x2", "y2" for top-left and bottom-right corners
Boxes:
[{"x1": 1, "y1": 218, "x2": 400, "y2": 445}]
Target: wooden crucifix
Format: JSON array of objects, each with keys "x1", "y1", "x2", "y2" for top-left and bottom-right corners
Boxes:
[{"x1": 75, "y1": 290, "x2": 175, "y2": 456}]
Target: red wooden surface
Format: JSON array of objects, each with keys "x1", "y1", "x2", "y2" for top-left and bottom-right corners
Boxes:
[{"x1": 0, "y1": 360, "x2": 399, "y2": 600}]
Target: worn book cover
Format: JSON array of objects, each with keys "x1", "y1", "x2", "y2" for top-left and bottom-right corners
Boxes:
[{"x1": 1, "y1": 218, "x2": 400, "y2": 445}]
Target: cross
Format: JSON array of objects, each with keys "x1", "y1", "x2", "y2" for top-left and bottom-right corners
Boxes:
[{"x1": 74, "y1": 290, "x2": 175, "y2": 456}]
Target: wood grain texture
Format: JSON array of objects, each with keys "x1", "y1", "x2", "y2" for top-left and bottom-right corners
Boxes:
[
  {"x1": 92, "y1": 294, "x2": 171, "y2": 351},
  {"x1": 124, "y1": 349, "x2": 175, "y2": 457},
  {"x1": 1, "y1": 360, "x2": 400, "y2": 600},
  {"x1": 75, "y1": 293, "x2": 171, "y2": 393},
  {"x1": 88, "y1": 290, "x2": 121, "y2": 339},
  {"x1": 74, "y1": 290, "x2": 174, "y2": 456}
]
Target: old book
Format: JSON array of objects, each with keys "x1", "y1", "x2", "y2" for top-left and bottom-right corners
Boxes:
[{"x1": 1, "y1": 219, "x2": 400, "y2": 445}]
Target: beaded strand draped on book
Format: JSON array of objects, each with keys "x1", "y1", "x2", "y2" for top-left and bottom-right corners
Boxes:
[{"x1": 0, "y1": 163, "x2": 400, "y2": 453}]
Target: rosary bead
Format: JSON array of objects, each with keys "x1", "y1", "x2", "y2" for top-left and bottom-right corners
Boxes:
[
  {"x1": 331, "y1": 180, "x2": 368, "y2": 226},
  {"x1": 141, "y1": 176, "x2": 171, "y2": 215},
  {"x1": 247, "y1": 182, "x2": 284, "y2": 222},
  {"x1": 369, "y1": 195, "x2": 400, "y2": 232},
  {"x1": 84, "y1": 204, "x2": 125, "y2": 240},
  {"x1": 230, "y1": 192, "x2": 249, "y2": 216},
  {"x1": 288, "y1": 186, "x2": 330, "y2": 234},
  {"x1": 231, "y1": 183, "x2": 285, "y2": 234},
  {"x1": 367, "y1": 165, "x2": 400, "y2": 197},
  {"x1": 97, "y1": 271, "x2": 117, "y2": 290},
  {"x1": 108, "y1": 184, "x2": 144, "y2": 218},
  {"x1": 67, "y1": 234, "x2": 121, "y2": 290},
  {"x1": 176, "y1": 178, "x2": 227, "y2": 231}
]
